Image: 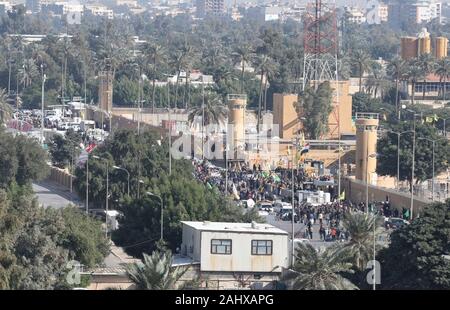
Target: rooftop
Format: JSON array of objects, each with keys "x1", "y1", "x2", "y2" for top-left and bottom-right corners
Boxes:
[{"x1": 181, "y1": 221, "x2": 288, "y2": 235}]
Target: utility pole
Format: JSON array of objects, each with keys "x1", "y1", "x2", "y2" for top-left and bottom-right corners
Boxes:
[
  {"x1": 86, "y1": 156, "x2": 89, "y2": 214},
  {"x1": 41, "y1": 64, "x2": 46, "y2": 147},
  {"x1": 411, "y1": 120, "x2": 416, "y2": 220},
  {"x1": 137, "y1": 68, "x2": 141, "y2": 135}
]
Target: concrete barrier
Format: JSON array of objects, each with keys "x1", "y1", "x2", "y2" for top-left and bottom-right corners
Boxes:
[
  {"x1": 47, "y1": 165, "x2": 75, "y2": 190},
  {"x1": 343, "y1": 177, "x2": 431, "y2": 217}
]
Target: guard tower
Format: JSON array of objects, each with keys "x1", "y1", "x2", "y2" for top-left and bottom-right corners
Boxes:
[
  {"x1": 227, "y1": 94, "x2": 247, "y2": 162},
  {"x1": 355, "y1": 113, "x2": 379, "y2": 185},
  {"x1": 98, "y1": 70, "x2": 113, "y2": 113}
]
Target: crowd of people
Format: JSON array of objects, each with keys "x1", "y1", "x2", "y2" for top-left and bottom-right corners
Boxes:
[
  {"x1": 191, "y1": 159, "x2": 405, "y2": 243},
  {"x1": 192, "y1": 159, "x2": 335, "y2": 202}
]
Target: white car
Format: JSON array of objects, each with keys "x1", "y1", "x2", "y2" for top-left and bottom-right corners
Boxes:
[{"x1": 273, "y1": 202, "x2": 292, "y2": 213}]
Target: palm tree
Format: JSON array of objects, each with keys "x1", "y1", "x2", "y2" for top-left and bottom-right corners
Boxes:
[
  {"x1": 145, "y1": 43, "x2": 166, "y2": 112},
  {"x1": 188, "y1": 93, "x2": 228, "y2": 128},
  {"x1": 406, "y1": 63, "x2": 425, "y2": 105},
  {"x1": 254, "y1": 55, "x2": 276, "y2": 132},
  {"x1": 232, "y1": 44, "x2": 254, "y2": 93},
  {"x1": 415, "y1": 53, "x2": 435, "y2": 99},
  {"x1": 387, "y1": 57, "x2": 407, "y2": 118},
  {"x1": 19, "y1": 58, "x2": 38, "y2": 88},
  {"x1": 352, "y1": 50, "x2": 371, "y2": 93},
  {"x1": 169, "y1": 50, "x2": 185, "y2": 108},
  {"x1": 0, "y1": 88, "x2": 12, "y2": 124},
  {"x1": 282, "y1": 243, "x2": 357, "y2": 290},
  {"x1": 203, "y1": 39, "x2": 225, "y2": 70},
  {"x1": 181, "y1": 41, "x2": 195, "y2": 109},
  {"x1": 340, "y1": 211, "x2": 384, "y2": 271},
  {"x1": 434, "y1": 57, "x2": 450, "y2": 100},
  {"x1": 126, "y1": 250, "x2": 188, "y2": 290}
]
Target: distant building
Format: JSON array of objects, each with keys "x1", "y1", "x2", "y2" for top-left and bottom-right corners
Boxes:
[
  {"x1": 85, "y1": 4, "x2": 114, "y2": 19},
  {"x1": 389, "y1": 0, "x2": 442, "y2": 27},
  {"x1": 0, "y1": 1, "x2": 12, "y2": 14},
  {"x1": 195, "y1": 0, "x2": 225, "y2": 18},
  {"x1": 246, "y1": 5, "x2": 282, "y2": 22},
  {"x1": 25, "y1": 0, "x2": 40, "y2": 13},
  {"x1": 344, "y1": 6, "x2": 366, "y2": 24},
  {"x1": 378, "y1": 3, "x2": 388, "y2": 23}
]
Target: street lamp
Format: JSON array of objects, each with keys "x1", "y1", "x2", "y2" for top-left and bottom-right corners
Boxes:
[
  {"x1": 404, "y1": 109, "x2": 421, "y2": 219},
  {"x1": 383, "y1": 130, "x2": 415, "y2": 191},
  {"x1": 442, "y1": 117, "x2": 450, "y2": 137},
  {"x1": 41, "y1": 64, "x2": 46, "y2": 148},
  {"x1": 137, "y1": 179, "x2": 145, "y2": 199},
  {"x1": 85, "y1": 154, "x2": 89, "y2": 214},
  {"x1": 417, "y1": 137, "x2": 447, "y2": 201},
  {"x1": 112, "y1": 165, "x2": 130, "y2": 197},
  {"x1": 146, "y1": 191, "x2": 164, "y2": 241}
]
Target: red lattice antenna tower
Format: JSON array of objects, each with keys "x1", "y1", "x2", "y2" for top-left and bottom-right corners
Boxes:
[
  {"x1": 302, "y1": 0, "x2": 338, "y2": 88},
  {"x1": 302, "y1": 0, "x2": 341, "y2": 176}
]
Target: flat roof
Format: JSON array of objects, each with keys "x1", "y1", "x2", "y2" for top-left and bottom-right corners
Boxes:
[{"x1": 181, "y1": 221, "x2": 288, "y2": 235}]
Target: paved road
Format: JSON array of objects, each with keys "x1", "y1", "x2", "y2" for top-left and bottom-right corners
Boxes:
[
  {"x1": 265, "y1": 214, "x2": 338, "y2": 249},
  {"x1": 33, "y1": 180, "x2": 82, "y2": 209}
]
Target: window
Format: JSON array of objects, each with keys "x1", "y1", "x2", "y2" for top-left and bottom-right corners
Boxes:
[
  {"x1": 211, "y1": 239, "x2": 232, "y2": 255},
  {"x1": 251, "y1": 240, "x2": 273, "y2": 255}
]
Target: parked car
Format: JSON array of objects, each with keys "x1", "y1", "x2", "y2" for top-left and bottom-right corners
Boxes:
[
  {"x1": 385, "y1": 217, "x2": 409, "y2": 229},
  {"x1": 256, "y1": 201, "x2": 274, "y2": 213},
  {"x1": 273, "y1": 201, "x2": 292, "y2": 213}
]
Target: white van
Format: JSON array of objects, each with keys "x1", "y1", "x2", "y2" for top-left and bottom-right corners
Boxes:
[{"x1": 273, "y1": 201, "x2": 292, "y2": 213}]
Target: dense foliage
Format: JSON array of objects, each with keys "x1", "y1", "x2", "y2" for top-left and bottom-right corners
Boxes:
[
  {"x1": 0, "y1": 127, "x2": 49, "y2": 187},
  {"x1": 74, "y1": 129, "x2": 261, "y2": 257},
  {"x1": 378, "y1": 200, "x2": 450, "y2": 289}
]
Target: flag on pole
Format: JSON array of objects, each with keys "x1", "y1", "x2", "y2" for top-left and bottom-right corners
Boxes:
[
  {"x1": 339, "y1": 190, "x2": 345, "y2": 201},
  {"x1": 85, "y1": 143, "x2": 97, "y2": 153}
]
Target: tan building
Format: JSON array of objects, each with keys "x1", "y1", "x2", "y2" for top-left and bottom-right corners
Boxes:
[
  {"x1": 326, "y1": 80, "x2": 354, "y2": 139},
  {"x1": 227, "y1": 94, "x2": 247, "y2": 160},
  {"x1": 355, "y1": 113, "x2": 379, "y2": 185},
  {"x1": 401, "y1": 36, "x2": 418, "y2": 60},
  {"x1": 98, "y1": 71, "x2": 113, "y2": 113},
  {"x1": 435, "y1": 36, "x2": 448, "y2": 59},
  {"x1": 272, "y1": 93, "x2": 299, "y2": 140},
  {"x1": 272, "y1": 81, "x2": 353, "y2": 141},
  {"x1": 418, "y1": 28, "x2": 432, "y2": 55}
]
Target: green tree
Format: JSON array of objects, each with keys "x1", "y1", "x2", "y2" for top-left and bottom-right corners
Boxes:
[
  {"x1": 282, "y1": 243, "x2": 357, "y2": 290},
  {"x1": 351, "y1": 50, "x2": 372, "y2": 93},
  {"x1": 296, "y1": 81, "x2": 333, "y2": 139},
  {"x1": 0, "y1": 88, "x2": 12, "y2": 124},
  {"x1": 378, "y1": 201, "x2": 450, "y2": 289},
  {"x1": 0, "y1": 128, "x2": 49, "y2": 187},
  {"x1": 126, "y1": 250, "x2": 189, "y2": 290},
  {"x1": 59, "y1": 207, "x2": 110, "y2": 268},
  {"x1": 405, "y1": 62, "x2": 425, "y2": 105},
  {"x1": 387, "y1": 57, "x2": 407, "y2": 115},
  {"x1": 188, "y1": 93, "x2": 228, "y2": 130},
  {"x1": 145, "y1": 42, "x2": 167, "y2": 112},
  {"x1": 232, "y1": 44, "x2": 254, "y2": 93},
  {"x1": 48, "y1": 129, "x2": 82, "y2": 169},
  {"x1": 377, "y1": 123, "x2": 450, "y2": 184},
  {"x1": 415, "y1": 53, "x2": 435, "y2": 100},
  {"x1": 434, "y1": 57, "x2": 450, "y2": 100},
  {"x1": 340, "y1": 212, "x2": 384, "y2": 271}
]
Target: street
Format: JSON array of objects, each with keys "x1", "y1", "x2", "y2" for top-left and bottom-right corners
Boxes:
[
  {"x1": 265, "y1": 213, "x2": 337, "y2": 249},
  {"x1": 32, "y1": 180, "x2": 82, "y2": 209}
]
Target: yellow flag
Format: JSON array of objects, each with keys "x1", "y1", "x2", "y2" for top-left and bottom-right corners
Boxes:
[{"x1": 339, "y1": 190, "x2": 345, "y2": 201}]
